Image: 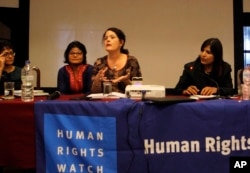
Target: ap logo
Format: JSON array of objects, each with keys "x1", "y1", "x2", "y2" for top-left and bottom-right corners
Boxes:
[{"x1": 230, "y1": 157, "x2": 250, "y2": 173}]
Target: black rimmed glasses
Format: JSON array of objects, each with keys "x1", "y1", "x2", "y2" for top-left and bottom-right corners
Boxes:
[
  {"x1": 3, "y1": 51, "x2": 16, "y2": 57},
  {"x1": 69, "y1": 52, "x2": 82, "y2": 56}
]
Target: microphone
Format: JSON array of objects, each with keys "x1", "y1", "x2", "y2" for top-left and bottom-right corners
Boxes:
[{"x1": 47, "y1": 91, "x2": 61, "y2": 100}]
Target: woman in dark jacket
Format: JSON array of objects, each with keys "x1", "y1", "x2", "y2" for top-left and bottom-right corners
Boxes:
[{"x1": 175, "y1": 38, "x2": 234, "y2": 96}]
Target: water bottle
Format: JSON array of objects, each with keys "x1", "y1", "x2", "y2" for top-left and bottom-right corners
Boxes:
[
  {"x1": 241, "y1": 65, "x2": 250, "y2": 100},
  {"x1": 21, "y1": 60, "x2": 34, "y2": 102}
]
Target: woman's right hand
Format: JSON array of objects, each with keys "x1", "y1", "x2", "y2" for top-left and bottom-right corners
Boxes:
[
  {"x1": 97, "y1": 67, "x2": 108, "y2": 82},
  {"x1": 0, "y1": 53, "x2": 5, "y2": 71},
  {"x1": 183, "y1": 85, "x2": 200, "y2": 95},
  {"x1": 91, "y1": 67, "x2": 109, "y2": 93}
]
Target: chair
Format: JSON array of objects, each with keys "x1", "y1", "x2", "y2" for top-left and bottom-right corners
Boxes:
[
  {"x1": 32, "y1": 66, "x2": 57, "y2": 93},
  {"x1": 32, "y1": 66, "x2": 40, "y2": 90}
]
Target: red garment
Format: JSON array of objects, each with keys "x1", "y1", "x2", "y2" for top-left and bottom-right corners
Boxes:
[{"x1": 65, "y1": 64, "x2": 87, "y2": 93}]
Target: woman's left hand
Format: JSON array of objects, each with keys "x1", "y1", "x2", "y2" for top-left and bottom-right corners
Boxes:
[
  {"x1": 111, "y1": 72, "x2": 130, "y2": 83},
  {"x1": 200, "y1": 87, "x2": 218, "y2": 95}
]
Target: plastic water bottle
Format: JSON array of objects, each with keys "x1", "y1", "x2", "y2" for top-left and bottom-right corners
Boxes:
[
  {"x1": 21, "y1": 60, "x2": 34, "y2": 102},
  {"x1": 242, "y1": 66, "x2": 250, "y2": 100}
]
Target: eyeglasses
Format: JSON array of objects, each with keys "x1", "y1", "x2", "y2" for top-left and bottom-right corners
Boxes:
[
  {"x1": 69, "y1": 52, "x2": 82, "y2": 56},
  {"x1": 2, "y1": 52, "x2": 15, "y2": 57}
]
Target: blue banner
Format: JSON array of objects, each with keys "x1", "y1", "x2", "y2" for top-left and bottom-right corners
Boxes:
[
  {"x1": 140, "y1": 99, "x2": 250, "y2": 173},
  {"x1": 35, "y1": 99, "x2": 147, "y2": 173},
  {"x1": 35, "y1": 99, "x2": 250, "y2": 173}
]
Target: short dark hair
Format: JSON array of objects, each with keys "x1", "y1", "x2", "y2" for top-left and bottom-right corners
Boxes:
[
  {"x1": 102, "y1": 27, "x2": 129, "y2": 54},
  {"x1": 0, "y1": 39, "x2": 13, "y2": 53},
  {"x1": 64, "y1": 41, "x2": 87, "y2": 64}
]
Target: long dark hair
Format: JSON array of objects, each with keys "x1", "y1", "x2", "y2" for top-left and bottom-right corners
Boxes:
[
  {"x1": 199, "y1": 38, "x2": 224, "y2": 78},
  {"x1": 64, "y1": 40, "x2": 87, "y2": 64},
  {"x1": 102, "y1": 27, "x2": 129, "y2": 54}
]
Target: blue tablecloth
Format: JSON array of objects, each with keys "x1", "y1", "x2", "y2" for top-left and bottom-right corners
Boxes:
[{"x1": 35, "y1": 99, "x2": 250, "y2": 173}]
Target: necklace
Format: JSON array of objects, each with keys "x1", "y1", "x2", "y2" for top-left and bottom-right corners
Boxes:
[
  {"x1": 204, "y1": 66, "x2": 212, "y2": 75},
  {"x1": 108, "y1": 54, "x2": 125, "y2": 71},
  {"x1": 204, "y1": 68, "x2": 212, "y2": 75},
  {"x1": 108, "y1": 58, "x2": 119, "y2": 70}
]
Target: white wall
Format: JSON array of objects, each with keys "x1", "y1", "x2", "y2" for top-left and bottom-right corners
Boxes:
[{"x1": 29, "y1": 0, "x2": 234, "y2": 88}]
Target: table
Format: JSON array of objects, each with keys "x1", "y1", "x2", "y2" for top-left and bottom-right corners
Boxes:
[
  {"x1": 0, "y1": 94, "x2": 83, "y2": 169},
  {"x1": 0, "y1": 97, "x2": 45, "y2": 168},
  {"x1": 34, "y1": 98, "x2": 250, "y2": 173},
  {"x1": 0, "y1": 98, "x2": 36, "y2": 169},
  {"x1": 1, "y1": 96, "x2": 250, "y2": 173}
]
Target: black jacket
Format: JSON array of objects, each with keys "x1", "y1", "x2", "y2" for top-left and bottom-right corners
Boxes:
[{"x1": 174, "y1": 60, "x2": 234, "y2": 96}]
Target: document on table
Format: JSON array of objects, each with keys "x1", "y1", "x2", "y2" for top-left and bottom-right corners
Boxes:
[
  {"x1": 87, "y1": 92, "x2": 126, "y2": 99},
  {"x1": 14, "y1": 90, "x2": 49, "y2": 97},
  {"x1": 190, "y1": 95, "x2": 218, "y2": 100}
]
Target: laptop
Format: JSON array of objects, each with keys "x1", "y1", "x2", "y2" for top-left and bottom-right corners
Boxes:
[{"x1": 142, "y1": 96, "x2": 196, "y2": 105}]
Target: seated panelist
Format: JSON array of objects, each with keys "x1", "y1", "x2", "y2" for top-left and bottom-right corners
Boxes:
[
  {"x1": 0, "y1": 40, "x2": 21, "y2": 95},
  {"x1": 91, "y1": 27, "x2": 142, "y2": 93},
  {"x1": 174, "y1": 38, "x2": 234, "y2": 96},
  {"x1": 57, "y1": 41, "x2": 93, "y2": 94}
]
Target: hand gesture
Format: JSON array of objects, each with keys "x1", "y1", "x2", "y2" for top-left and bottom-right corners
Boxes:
[
  {"x1": 111, "y1": 72, "x2": 130, "y2": 83},
  {"x1": 97, "y1": 67, "x2": 108, "y2": 81}
]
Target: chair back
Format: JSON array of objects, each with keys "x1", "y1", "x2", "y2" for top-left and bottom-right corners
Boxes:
[
  {"x1": 32, "y1": 66, "x2": 41, "y2": 89},
  {"x1": 237, "y1": 69, "x2": 243, "y2": 95}
]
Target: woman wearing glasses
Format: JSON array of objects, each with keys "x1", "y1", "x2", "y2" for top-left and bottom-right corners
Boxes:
[
  {"x1": 0, "y1": 39, "x2": 22, "y2": 95},
  {"x1": 57, "y1": 40, "x2": 93, "y2": 94}
]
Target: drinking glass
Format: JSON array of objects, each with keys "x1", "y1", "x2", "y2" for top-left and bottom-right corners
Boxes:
[{"x1": 4, "y1": 82, "x2": 15, "y2": 99}]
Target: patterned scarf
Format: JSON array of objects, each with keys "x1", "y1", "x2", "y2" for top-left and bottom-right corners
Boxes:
[{"x1": 65, "y1": 64, "x2": 87, "y2": 93}]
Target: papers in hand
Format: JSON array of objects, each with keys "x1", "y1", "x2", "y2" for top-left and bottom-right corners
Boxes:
[
  {"x1": 190, "y1": 95, "x2": 218, "y2": 100},
  {"x1": 87, "y1": 92, "x2": 126, "y2": 99}
]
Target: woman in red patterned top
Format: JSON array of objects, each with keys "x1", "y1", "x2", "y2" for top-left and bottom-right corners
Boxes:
[{"x1": 57, "y1": 41, "x2": 93, "y2": 94}]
